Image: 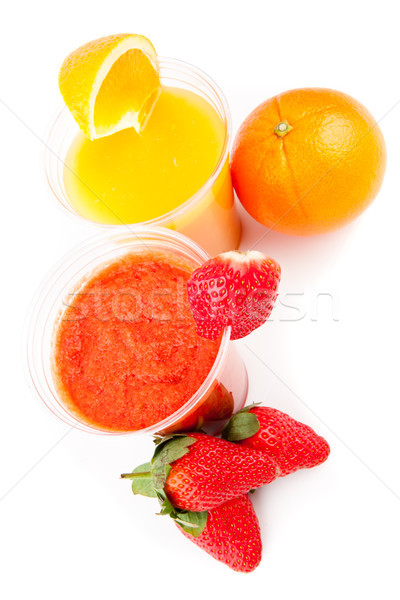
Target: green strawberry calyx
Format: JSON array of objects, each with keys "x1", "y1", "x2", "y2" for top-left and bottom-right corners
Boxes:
[
  {"x1": 221, "y1": 403, "x2": 261, "y2": 442},
  {"x1": 121, "y1": 434, "x2": 207, "y2": 538}
]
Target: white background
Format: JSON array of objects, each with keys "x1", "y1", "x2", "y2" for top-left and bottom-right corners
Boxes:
[{"x1": 1, "y1": 1, "x2": 399, "y2": 598}]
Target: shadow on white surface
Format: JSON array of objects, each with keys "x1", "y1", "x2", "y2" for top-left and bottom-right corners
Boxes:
[{"x1": 238, "y1": 200, "x2": 357, "y2": 288}]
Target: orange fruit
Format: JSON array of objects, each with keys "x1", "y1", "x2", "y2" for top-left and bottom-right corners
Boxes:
[
  {"x1": 58, "y1": 34, "x2": 160, "y2": 140},
  {"x1": 230, "y1": 88, "x2": 386, "y2": 235}
]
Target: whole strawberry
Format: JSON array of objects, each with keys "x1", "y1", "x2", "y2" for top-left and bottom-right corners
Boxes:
[
  {"x1": 122, "y1": 432, "x2": 280, "y2": 513},
  {"x1": 222, "y1": 405, "x2": 330, "y2": 475},
  {"x1": 179, "y1": 494, "x2": 262, "y2": 573},
  {"x1": 187, "y1": 250, "x2": 281, "y2": 340},
  {"x1": 163, "y1": 433, "x2": 279, "y2": 511}
]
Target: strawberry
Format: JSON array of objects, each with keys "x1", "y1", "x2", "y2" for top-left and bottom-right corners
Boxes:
[
  {"x1": 163, "y1": 433, "x2": 279, "y2": 511},
  {"x1": 121, "y1": 432, "x2": 280, "y2": 514},
  {"x1": 162, "y1": 382, "x2": 234, "y2": 434},
  {"x1": 179, "y1": 494, "x2": 262, "y2": 573},
  {"x1": 187, "y1": 250, "x2": 281, "y2": 340},
  {"x1": 222, "y1": 405, "x2": 330, "y2": 475}
]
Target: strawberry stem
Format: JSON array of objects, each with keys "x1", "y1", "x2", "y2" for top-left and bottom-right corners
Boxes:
[{"x1": 121, "y1": 471, "x2": 151, "y2": 479}]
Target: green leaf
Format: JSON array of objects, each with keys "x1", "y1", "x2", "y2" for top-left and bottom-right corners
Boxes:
[
  {"x1": 128, "y1": 463, "x2": 156, "y2": 498},
  {"x1": 154, "y1": 487, "x2": 207, "y2": 538},
  {"x1": 174, "y1": 510, "x2": 208, "y2": 538},
  {"x1": 155, "y1": 489, "x2": 176, "y2": 516},
  {"x1": 159, "y1": 437, "x2": 195, "y2": 464},
  {"x1": 151, "y1": 436, "x2": 195, "y2": 492},
  {"x1": 152, "y1": 433, "x2": 188, "y2": 449},
  {"x1": 221, "y1": 411, "x2": 260, "y2": 441}
]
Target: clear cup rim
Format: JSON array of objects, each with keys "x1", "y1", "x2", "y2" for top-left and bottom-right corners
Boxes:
[
  {"x1": 24, "y1": 226, "x2": 231, "y2": 436},
  {"x1": 43, "y1": 56, "x2": 232, "y2": 229}
]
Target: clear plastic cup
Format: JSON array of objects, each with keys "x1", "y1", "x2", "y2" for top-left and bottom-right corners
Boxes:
[
  {"x1": 25, "y1": 227, "x2": 248, "y2": 436},
  {"x1": 44, "y1": 58, "x2": 241, "y2": 256}
]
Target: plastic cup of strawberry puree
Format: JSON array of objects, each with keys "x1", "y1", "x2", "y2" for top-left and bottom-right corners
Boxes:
[{"x1": 26, "y1": 227, "x2": 248, "y2": 436}]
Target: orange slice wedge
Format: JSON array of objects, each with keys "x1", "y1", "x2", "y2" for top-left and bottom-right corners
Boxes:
[{"x1": 58, "y1": 33, "x2": 160, "y2": 140}]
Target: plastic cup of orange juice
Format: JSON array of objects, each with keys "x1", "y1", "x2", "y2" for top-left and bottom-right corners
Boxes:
[
  {"x1": 25, "y1": 227, "x2": 248, "y2": 436},
  {"x1": 44, "y1": 58, "x2": 241, "y2": 256}
]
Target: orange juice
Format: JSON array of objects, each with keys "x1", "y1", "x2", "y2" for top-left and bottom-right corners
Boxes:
[{"x1": 63, "y1": 86, "x2": 241, "y2": 253}]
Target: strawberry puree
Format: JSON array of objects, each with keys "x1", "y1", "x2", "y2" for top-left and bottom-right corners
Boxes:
[{"x1": 53, "y1": 251, "x2": 220, "y2": 431}]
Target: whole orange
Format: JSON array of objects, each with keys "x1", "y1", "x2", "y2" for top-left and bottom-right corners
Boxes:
[{"x1": 230, "y1": 88, "x2": 386, "y2": 235}]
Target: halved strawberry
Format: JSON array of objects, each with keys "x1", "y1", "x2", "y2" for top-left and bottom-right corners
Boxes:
[
  {"x1": 187, "y1": 250, "x2": 281, "y2": 340},
  {"x1": 179, "y1": 494, "x2": 262, "y2": 572}
]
